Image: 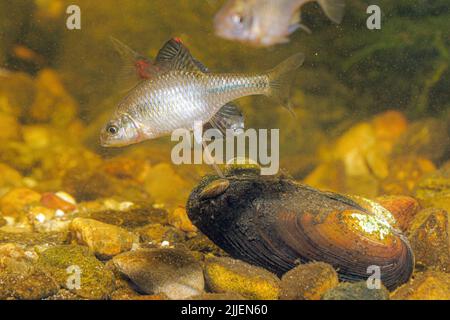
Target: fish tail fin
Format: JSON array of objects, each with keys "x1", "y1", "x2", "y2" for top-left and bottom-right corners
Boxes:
[
  {"x1": 266, "y1": 52, "x2": 304, "y2": 116},
  {"x1": 317, "y1": 0, "x2": 345, "y2": 24}
]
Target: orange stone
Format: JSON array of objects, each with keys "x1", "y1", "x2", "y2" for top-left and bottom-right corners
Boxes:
[
  {"x1": 40, "y1": 192, "x2": 76, "y2": 212},
  {"x1": 376, "y1": 195, "x2": 420, "y2": 231}
]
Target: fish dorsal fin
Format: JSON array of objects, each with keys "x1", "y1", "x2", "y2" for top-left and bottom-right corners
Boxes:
[
  {"x1": 155, "y1": 38, "x2": 204, "y2": 73},
  {"x1": 110, "y1": 37, "x2": 158, "y2": 93},
  {"x1": 204, "y1": 103, "x2": 245, "y2": 137}
]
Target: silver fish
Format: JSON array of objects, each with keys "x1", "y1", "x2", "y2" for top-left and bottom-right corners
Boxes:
[
  {"x1": 214, "y1": 0, "x2": 345, "y2": 46},
  {"x1": 100, "y1": 38, "x2": 304, "y2": 147}
]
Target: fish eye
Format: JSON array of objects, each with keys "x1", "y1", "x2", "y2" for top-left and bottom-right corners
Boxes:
[
  {"x1": 231, "y1": 13, "x2": 244, "y2": 25},
  {"x1": 106, "y1": 125, "x2": 119, "y2": 135}
]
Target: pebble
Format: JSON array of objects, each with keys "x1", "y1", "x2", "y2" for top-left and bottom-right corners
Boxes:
[
  {"x1": 0, "y1": 243, "x2": 59, "y2": 299},
  {"x1": 391, "y1": 271, "x2": 450, "y2": 300},
  {"x1": 168, "y1": 206, "x2": 198, "y2": 233},
  {"x1": 204, "y1": 257, "x2": 280, "y2": 300},
  {"x1": 408, "y1": 208, "x2": 449, "y2": 272},
  {"x1": 70, "y1": 217, "x2": 135, "y2": 259},
  {"x1": 376, "y1": 195, "x2": 420, "y2": 231},
  {"x1": 37, "y1": 245, "x2": 114, "y2": 299},
  {"x1": 322, "y1": 281, "x2": 390, "y2": 300},
  {"x1": 112, "y1": 248, "x2": 204, "y2": 300},
  {"x1": 280, "y1": 262, "x2": 339, "y2": 300}
]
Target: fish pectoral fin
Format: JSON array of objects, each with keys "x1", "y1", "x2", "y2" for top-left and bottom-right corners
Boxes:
[
  {"x1": 155, "y1": 38, "x2": 207, "y2": 73},
  {"x1": 317, "y1": 0, "x2": 346, "y2": 24},
  {"x1": 204, "y1": 103, "x2": 245, "y2": 137},
  {"x1": 110, "y1": 36, "x2": 155, "y2": 85}
]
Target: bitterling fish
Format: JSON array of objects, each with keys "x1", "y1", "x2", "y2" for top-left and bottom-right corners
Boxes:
[
  {"x1": 214, "y1": 0, "x2": 345, "y2": 46},
  {"x1": 100, "y1": 38, "x2": 304, "y2": 147}
]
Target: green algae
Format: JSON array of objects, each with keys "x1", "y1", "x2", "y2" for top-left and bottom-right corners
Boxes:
[{"x1": 37, "y1": 245, "x2": 114, "y2": 299}]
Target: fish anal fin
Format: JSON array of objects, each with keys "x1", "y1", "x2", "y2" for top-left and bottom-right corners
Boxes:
[{"x1": 204, "y1": 103, "x2": 245, "y2": 137}]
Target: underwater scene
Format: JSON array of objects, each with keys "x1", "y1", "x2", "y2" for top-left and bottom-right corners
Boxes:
[{"x1": 0, "y1": 0, "x2": 449, "y2": 301}]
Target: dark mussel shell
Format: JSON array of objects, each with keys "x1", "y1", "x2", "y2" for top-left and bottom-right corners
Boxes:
[{"x1": 187, "y1": 168, "x2": 414, "y2": 291}]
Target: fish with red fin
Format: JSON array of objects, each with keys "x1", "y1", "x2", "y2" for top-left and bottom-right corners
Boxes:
[{"x1": 100, "y1": 38, "x2": 304, "y2": 147}]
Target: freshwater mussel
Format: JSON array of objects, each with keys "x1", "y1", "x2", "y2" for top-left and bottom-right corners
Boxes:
[{"x1": 187, "y1": 166, "x2": 414, "y2": 290}]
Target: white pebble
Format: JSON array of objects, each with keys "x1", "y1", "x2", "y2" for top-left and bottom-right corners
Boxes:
[
  {"x1": 55, "y1": 191, "x2": 76, "y2": 204},
  {"x1": 35, "y1": 213, "x2": 46, "y2": 223},
  {"x1": 161, "y1": 240, "x2": 170, "y2": 247},
  {"x1": 55, "y1": 209, "x2": 65, "y2": 217},
  {"x1": 119, "y1": 201, "x2": 134, "y2": 211}
]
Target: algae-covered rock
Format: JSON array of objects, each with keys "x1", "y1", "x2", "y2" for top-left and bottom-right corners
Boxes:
[
  {"x1": 112, "y1": 248, "x2": 204, "y2": 299},
  {"x1": 86, "y1": 206, "x2": 168, "y2": 229},
  {"x1": 408, "y1": 208, "x2": 449, "y2": 272},
  {"x1": 322, "y1": 281, "x2": 390, "y2": 300},
  {"x1": 37, "y1": 245, "x2": 114, "y2": 299},
  {"x1": 414, "y1": 165, "x2": 450, "y2": 212},
  {"x1": 204, "y1": 257, "x2": 280, "y2": 300},
  {"x1": 381, "y1": 156, "x2": 436, "y2": 196},
  {"x1": 184, "y1": 233, "x2": 226, "y2": 257},
  {"x1": 70, "y1": 218, "x2": 136, "y2": 259},
  {"x1": 391, "y1": 271, "x2": 450, "y2": 300},
  {"x1": 0, "y1": 243, "x2": 59, "y2": 299},
  {"x1": 0, "y1": 231, "x2": 67, "y2": 247},
  {"x1": 393, "y1": 118, "x2": 450, "y2": 163},
  {"x1": 137, "y1": 223, "x2": 185, "y2": 246},
  {"x1": 376, "y1": 195, "x2": 420, "y2": 232},
  {"x1": 280, "y1": 262, "x2": 339, "y2": 300}
]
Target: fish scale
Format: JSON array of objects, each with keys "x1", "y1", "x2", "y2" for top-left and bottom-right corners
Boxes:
[{"x1": 128, "y1": 71, "x2": 268, "y2": 134}]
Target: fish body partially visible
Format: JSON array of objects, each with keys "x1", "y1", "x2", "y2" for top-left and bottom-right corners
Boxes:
[
  {"x1": 100, "y1": 38, "x2": 304, "y2": 147},
  {"x1": 214, "y1": 0, "x2": 345, "y2": 46}
]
